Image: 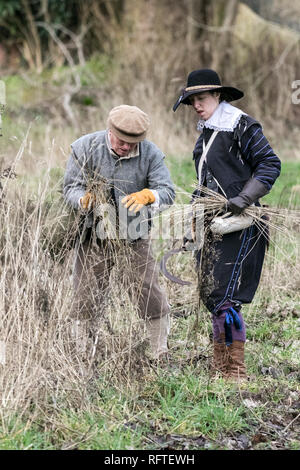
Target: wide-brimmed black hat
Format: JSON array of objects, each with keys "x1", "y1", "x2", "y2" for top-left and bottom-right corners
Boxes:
[{"x1": 173, "y1": 69, "x2": 244, "y2": 111}]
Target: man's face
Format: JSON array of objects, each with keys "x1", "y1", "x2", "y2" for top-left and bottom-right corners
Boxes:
[
  {"x1": 109, "y1": 130, "x2": 137, "y2": 157},
  {"x1": 189, "y1": 91, "x2": 220, "y2": 121}
]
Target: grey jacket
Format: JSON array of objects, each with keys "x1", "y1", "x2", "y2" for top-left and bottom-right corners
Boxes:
[{"x1": 63, "y1": 130, "x2": 175, "y2": 240}]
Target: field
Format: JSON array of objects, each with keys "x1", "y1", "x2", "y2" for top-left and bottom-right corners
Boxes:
[
  {"x1": 0, "y1": 133, "x2": 299, "y2": 450},
  {"x1": 0, "y1": 61, "x2": 299, "y2": 451}
]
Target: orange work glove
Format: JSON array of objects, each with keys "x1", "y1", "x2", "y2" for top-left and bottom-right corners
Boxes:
[
  {"x1": 79, "y1": 192, "x2": 96, "y2": 210},
  {"x1": 121, "y1": 188, "x2": 155, "y2": 213}
]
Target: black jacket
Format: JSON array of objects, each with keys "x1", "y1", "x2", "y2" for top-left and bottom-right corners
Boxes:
[
  {"x1": 192, "y1": 114, "x2": 281, "y2": 313},
  {"x1": 193, "y1": 115, "x2": 281, "y2": 199}
]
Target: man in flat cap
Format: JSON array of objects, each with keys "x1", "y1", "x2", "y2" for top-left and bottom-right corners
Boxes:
[{"x1": 63, "y1": 105, "x2": 175, "y2": 362}]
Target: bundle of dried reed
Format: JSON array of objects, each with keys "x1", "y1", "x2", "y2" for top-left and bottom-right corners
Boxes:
[
  {"x1": 192, "y1": 185, "x2": 300, "y2": 236},
  {"x1": 40, "y1": 175, "x2": 115, "y2": 262}
]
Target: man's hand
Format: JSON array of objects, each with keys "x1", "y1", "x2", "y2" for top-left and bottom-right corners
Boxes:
[
  {"x1": 79, "y1": 192, "x2": 96, "y2": 210},
  {"x1": 121, "y1": 188, "x2": 155, "y2": 213}
]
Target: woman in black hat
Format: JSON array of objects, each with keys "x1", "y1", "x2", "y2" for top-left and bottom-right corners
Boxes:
[{"x1": 173, "y1": 69, "x2": 281, "y2": 382}]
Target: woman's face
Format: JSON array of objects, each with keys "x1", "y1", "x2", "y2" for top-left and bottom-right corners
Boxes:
[{"x1": 189, "y1": 92, "x2": 220, "y2": 120}]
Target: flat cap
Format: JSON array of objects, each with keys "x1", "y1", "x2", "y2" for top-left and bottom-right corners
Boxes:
[{"x1": 107, "y1": 105, "x2": 150, "y2": 143}]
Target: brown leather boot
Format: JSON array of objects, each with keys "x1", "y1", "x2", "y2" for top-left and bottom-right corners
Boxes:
[
  {"x1": 226, "y1": 340, "x2": 248, "y2": 382},
  {"x1": 211, "y1": 333, "x2": 229, "y2": 378}
]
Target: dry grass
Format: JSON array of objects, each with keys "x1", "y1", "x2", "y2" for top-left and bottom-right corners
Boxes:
[
  {"x1": 0, "y1": 48, "x2": 299, "y2": 445},
  {"x1": 0, "y1": 150, "x2": 153, "y2": 433},
  {"x1": 0, "y1": 127, "x2": 299, "y2": 449},
  {"x1": 192, "y1": 184, "x2": 300, "y2": 236}
]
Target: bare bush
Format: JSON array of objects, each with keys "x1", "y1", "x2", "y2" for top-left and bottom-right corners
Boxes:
[{"x1": 0, "y1": 150, "x2": 153, "y2": 429}]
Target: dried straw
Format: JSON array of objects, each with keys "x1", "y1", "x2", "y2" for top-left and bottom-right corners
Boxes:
[{"x1": 192, "y1": 184, "x2": 300, "y2": 236}]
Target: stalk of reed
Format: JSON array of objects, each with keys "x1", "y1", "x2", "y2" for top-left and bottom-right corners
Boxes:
[{"x1": 192, "y1": 184, "x2": 300, "y2": 236}]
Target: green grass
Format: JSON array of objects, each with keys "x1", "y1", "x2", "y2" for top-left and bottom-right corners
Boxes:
[
  {"x1": 145, "y1": 372, "x2": 247, "y2": 438},
  {"x1": 1, "y1": 95, "x2": 299, "y2": 450},
  {"x1": 2, "y1": 54, "x2": 110, "y2": 112},
  {"x1": 1, "y1": 293, "x2": 299, "y2": 451},
  {"x1": 0, "y1": 421, "x2": 52, "y2": 450},
  {"x1": 167, "y1": 156, "x2": 197, "y2": 203},
  {"x1": 166, "y1": 158, "x2": 300, "y2": 208},
  {"x1": 262, "y1": 161, "x2": 300, "y2": 208},
  {"x1": 1, "y1": 359, "x2": 298, "y2": 450},
  {"x1": 0, "y1": 157, "x2": 298, "y2": 450}
]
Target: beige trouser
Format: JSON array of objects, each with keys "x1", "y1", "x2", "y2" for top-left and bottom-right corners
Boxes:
[{"x1": 72, "y1": 237, "x2": 170, "y2": 357}]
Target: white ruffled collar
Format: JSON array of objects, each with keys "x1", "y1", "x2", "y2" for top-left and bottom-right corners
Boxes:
[{"x1": 197, "y1": 101, "x2": 246, "y2": 132}]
